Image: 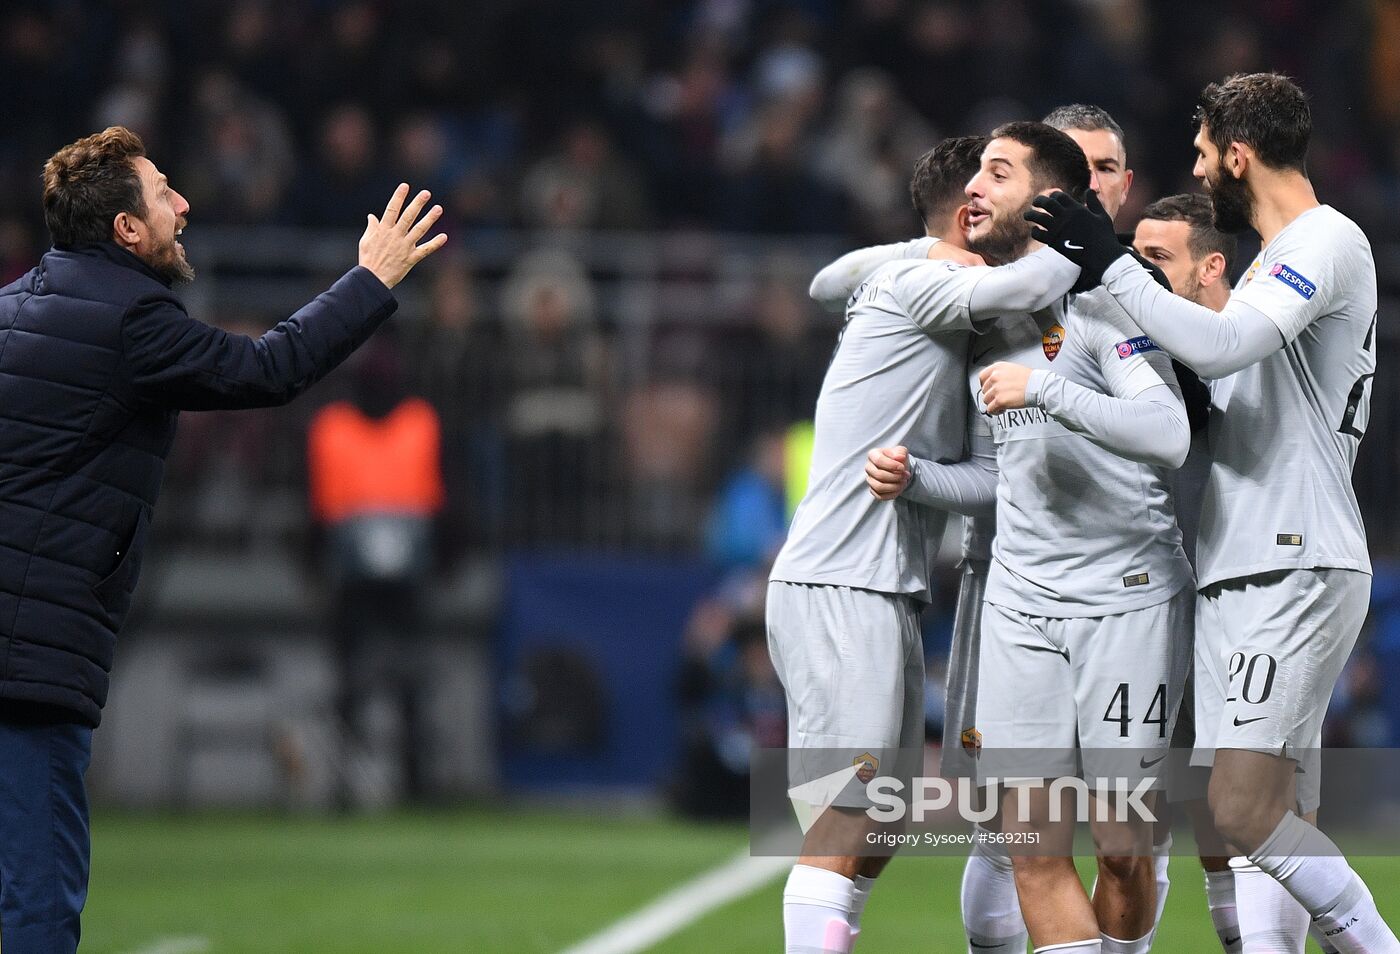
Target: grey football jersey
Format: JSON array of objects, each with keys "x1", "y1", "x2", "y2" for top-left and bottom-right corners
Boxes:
[
  {"x1": 961, "y1": 514, "x2": 995, "y2": 565},
  {"x1": 1171, "y1": 376, "x2": 1220, "y2": 570},
  {"x1": 975, "y1": 291, "x2": 1194, "y2": 617},
  {"x1": 1171, "y1": 428, "x2": 1211, "y2": 571},
  {"x1": 770, "y1": 259, "x2": 983, "y2": 601},
  {"x1": 961, "y1": 407, "x2": 996, "y2": 564},
  {"x1": 1194, "y1": 206, "x2": 1377, "y2": 588}
]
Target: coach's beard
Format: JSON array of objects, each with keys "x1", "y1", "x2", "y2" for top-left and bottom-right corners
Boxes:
[
  {"x1": 968, "y1": 200, "x2": 1033, "y2": 266},
  {"x1": 142, "y1": 232, "x2": 195, "y2": 286},
  {"x1": 1207, "y1": 161, "x2": 1253, "y2": 235}
]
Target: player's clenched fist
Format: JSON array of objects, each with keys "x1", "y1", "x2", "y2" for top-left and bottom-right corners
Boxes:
[
  {"x1": 358, "y1": 183, "x2": 448, "y2": 289},
  {"x1": 866, "y1": 445, "x2": 911, "y2": 500},
  {"x1": 979, "y1": 361, "x2": 1033, "y2": 414}
]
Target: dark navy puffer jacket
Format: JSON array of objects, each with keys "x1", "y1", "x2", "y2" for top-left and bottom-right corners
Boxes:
[{"x1": 0, "y1": 243, "x2": 397, "y2": 725}]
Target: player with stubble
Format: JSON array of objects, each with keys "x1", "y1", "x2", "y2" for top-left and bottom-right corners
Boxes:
[
  {"x1": 769, "y1": 133, "x2": 1095, "y2": 954},
  {"x1": 859, "y1": 122, "x2": 1195, "y2": 954},
  {"x1": 1133, "y1": 193, "x2": 1252, "y2": 952},
  {"x1": 1032, "y1": 72, "x2": 1399, "y2": 954},
  {"x1": 823, "y1": 106, "x2": 1188, "y2": 954}
]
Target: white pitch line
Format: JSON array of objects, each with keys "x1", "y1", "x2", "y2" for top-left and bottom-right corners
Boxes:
[
  {"x1": 558, "y1": 851, "x2": 792, "y2": 954},
  {"x1": 122, "y1": 936, "x2": 211, "y2": 954}
]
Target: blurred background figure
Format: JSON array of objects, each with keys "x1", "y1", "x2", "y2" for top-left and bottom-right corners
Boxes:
[
  {"x1": 814, "y1": 68, "x2": 937, "y2": 242},
  {"x1": 286, "y1": 103, "x2": 392, "y2": 227},
  {"x1": 673, "y1": 570, "x2": 786, "y2": 819},
  {"x1": 307, "y1": 336, "x2": 444, "y2": 807},
  {"x1": 182, "y1": 71, "x2": 296, "y2": 225},
  {"x1": 520, "y1": 119, "x2": 652, "y2": 231},
  {"x1": 499, "y1": 248, "x2": 612, "y2": 544},
  {"x1": 704, "y1": 428, "x2": 789, "y2": 571},
  {"x1": 408, "y1": 255, "x2": 506, "y2": 561}
]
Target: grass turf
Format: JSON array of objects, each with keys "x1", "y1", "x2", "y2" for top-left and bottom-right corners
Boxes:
[{"x1": 80, "y1": 809, "x2": 1400, "y2": 953}]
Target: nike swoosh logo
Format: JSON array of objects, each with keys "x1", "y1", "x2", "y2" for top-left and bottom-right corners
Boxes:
[
  {"x1": 1224, "y1": 935, "x2": 1240, "y2": 946},
  {"x1": 1140, "y1": 754, "x2": 1167, "y2": 769},
  {"x1": 1064, "y1": 241, "x2": 1084, "y2": 250},
  {"x1": 970, "y1": 943, "x2": 1001, "y2": 950},
  {"x1": 1233, "y1": 715, "x2": 1267, "y2": 727}
]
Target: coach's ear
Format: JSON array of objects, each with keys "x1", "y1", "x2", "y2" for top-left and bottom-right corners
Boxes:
[{"x1": 112, "y1": 210, "x2": 142, "y2": 250}]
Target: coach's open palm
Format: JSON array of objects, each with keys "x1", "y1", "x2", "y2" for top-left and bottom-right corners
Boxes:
[{"x1": 358, "y1": 183, "x2": 448, "y2": 289}]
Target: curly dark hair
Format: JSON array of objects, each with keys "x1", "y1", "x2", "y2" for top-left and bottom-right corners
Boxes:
[
  {"x1": 1195, "y1": 72, "x2": 1310, "y2": 173},
  {"x1": 988, "y1": 121, "x2": 1091, "y2": 200},
  {"x1": 42, "y1": 126, "x2": 148, "y2": 247},
  {"x1": 1140, "y1": 193, "x2": 1239, "y2": 275},
  {"x1": 910, "y1": 135, "x2": 988, "y2": 232}
]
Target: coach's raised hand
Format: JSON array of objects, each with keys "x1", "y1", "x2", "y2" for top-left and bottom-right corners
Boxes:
[
  {"x1": 1023, "y1": 190, "x2": 1126, "y2": 288},
  {"x1": 359, "y1": 183, "x2": 448, "y2": 289}
]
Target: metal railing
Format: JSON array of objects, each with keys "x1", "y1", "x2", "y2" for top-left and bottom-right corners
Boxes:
[{"x1": 165, "y1": 226, "x2": 1400, "y2": 557}]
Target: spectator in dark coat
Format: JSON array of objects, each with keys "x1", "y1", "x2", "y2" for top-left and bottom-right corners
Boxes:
[{"x1": 0, "y1": 126, "x2": 445, "y2": 954}]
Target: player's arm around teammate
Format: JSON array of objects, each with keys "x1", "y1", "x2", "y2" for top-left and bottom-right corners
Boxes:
[
  {"x1": 973, "y1": 297, "x2": 1190, "y2": 470},
  {"x1": 866, "y1": 402, "x2": 997, "y2": 514},
  {"x1": 809, "y1": 237, "x2": 985, "y2": 311},
  {"x1": 1039, "y1": 75, "x2": 1397, "y2": 954}
]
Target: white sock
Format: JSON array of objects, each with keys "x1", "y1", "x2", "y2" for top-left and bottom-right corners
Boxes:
[
  {"x1": 1312, "y1": 920, "x2": 1343, "y2": 953},
  {"x1": 1100, "y1": 930, "x2": 1153, "y2": 953},
  {"x1": 1205, "y1": 868, "x2": 1242, "y2": 953},
  {"x1": 1034, "y1": 941, "x2": 1103, "y2": 953},
  {"x1": 784, "y1": 864, "x2": 855, "y2": 954},
  {"x1": 1231, "y1": 857, "x2": 1308, "y2": 953},
  {"x1": 1250, "y1": 813, "x2": 1400, "y2": 953},
  {"x1": 848, "y1": 874, "x2": 875, "y2": 948},
  {"x1": 1151, "y1": 834, "x2": 1172, "y2": 937},
  {"x1": 961, "y1": 832, "x2": 1029, "y2": 952}
]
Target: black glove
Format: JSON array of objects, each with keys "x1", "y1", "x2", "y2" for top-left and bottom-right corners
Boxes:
[
  {"x1": 1173, "y1": 359, "x2": 1212, "y2": 434},
  {"x1": 1127, "y1": 247, "x2": 1174, "y2": 292},
  {"x1": 1023, "y1": 190, "x2": 1127, "y2": 288},
  {"x1": 1118, "y1": 246, "x2": 1210, "y2": 431}
]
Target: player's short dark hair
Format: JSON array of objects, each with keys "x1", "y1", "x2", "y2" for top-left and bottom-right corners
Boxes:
[
  {"x1": 1140, "y1": 193, "x2": 1238, "y2": 275},
  {"x1": 1042, "y1": 104, "x2": 1126, "y2": 146},
  {"x1": 42, "y1": 126, "x2": 148, "y2": 247},
  {"x1": 988, "y1": 121, "x2": 1091, "y2": 200},
  {"x1": 910, "y1": 136, "x2": 988, "y2": 232},
  {"x1": 1195, "y1": 72, "x2": 1310, "y2": 172}
]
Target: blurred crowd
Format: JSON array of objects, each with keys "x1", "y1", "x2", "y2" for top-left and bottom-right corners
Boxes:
[
  {"x1": 1, "y1": 0, "x2": 1396, "y2": 264},
  {"x1": 2, "y1": 0, "x2": 1394, "y2": 555},
  {"x1": 5, "y1": 0, "x2": 1400, "y2": 801}
]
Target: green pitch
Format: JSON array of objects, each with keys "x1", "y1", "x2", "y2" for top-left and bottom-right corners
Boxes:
[{"x1": 81, "y1": 809, "x2": 1399, "y2": 952}]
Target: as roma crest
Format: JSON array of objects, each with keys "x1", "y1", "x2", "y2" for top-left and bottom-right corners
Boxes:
[
  {"x1": 852, "y1": 753, "x2": 880, "y2": 784},
  {"x1": 1042, "y1": 323, "x2": 1065, "y2": 361},
  {"x1": 960, "y1": 727, "x2": 983, "y2": 757}
]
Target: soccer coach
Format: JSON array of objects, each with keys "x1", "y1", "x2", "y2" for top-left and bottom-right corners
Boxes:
[{"x1": 0, "y1": 126, "x2": 446, "y2": 953}]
